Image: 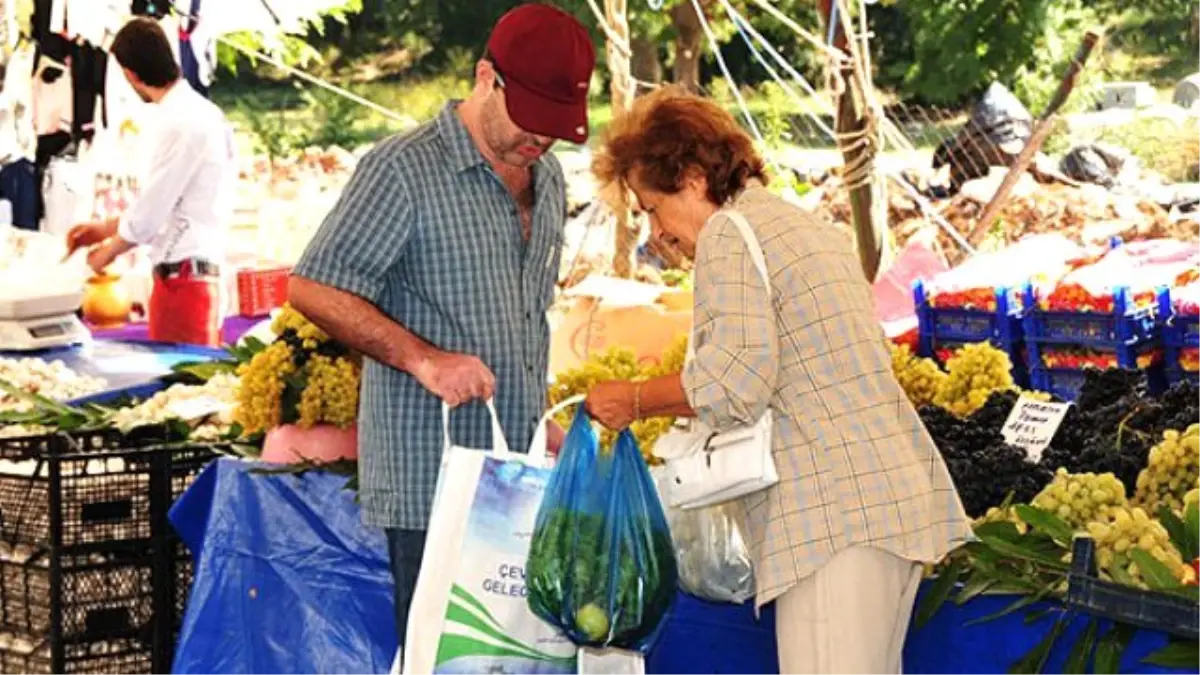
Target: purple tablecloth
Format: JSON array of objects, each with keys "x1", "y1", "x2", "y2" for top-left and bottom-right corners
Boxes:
[{"x1": 88, "y1": 315, "x2": 262, "y2": 346}]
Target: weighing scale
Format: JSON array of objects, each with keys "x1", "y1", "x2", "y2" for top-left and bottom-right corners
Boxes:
[{"x1": 0, "y1": 290, "x2": 91, "y2": 351}]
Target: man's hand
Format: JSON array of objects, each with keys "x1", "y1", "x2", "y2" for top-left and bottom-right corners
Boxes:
[
  {"x1": 66, "y1": 220, "x2": 119, "y2": 258},
  {"x1": 85, "y1": 238, "x2": 136, "y2": 275},
  {"x1": 585, "y1": 380, "x2": 639, "y2": 430},
  {"x1": 411, "y1": 348, "x2": 496, "y2": 408}
]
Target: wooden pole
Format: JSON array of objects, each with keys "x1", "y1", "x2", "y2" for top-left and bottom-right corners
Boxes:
[
  {"x1": 967, "y1": 29, "x2": 1102, "y2": 248},
  {"x1": 817, "y1": 0, "x2": 888, "y2": 283},
  {"x1": 605, "y1": 0, "x2": 639, "y2": 279}
]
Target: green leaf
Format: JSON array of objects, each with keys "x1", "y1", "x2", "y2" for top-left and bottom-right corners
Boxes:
[
  {"x1": 1093, "y1": 623, "x2": 1136, "y2": 674},
  {"x1": 1062, "y1": 618, "x2": 1098, "y2": 673},
  {"x1": 1023, "y1": 607, "x2": 1057, "y2": 625},
  {"x1": 1129, "y1": 548, "x2": 1182, "y2": 591},
  {"x1": 1014, "y1": 504, "x2": 1076, "y2": 547},
  {"x1": 978, "y1": 534, "x2": 1071, "y2": 571},
  {"x1": 1157, "y1": 506, "x2": 1192, "y2": 561},
  {"x1": 1108, "y1": 554, "x2": 1137, "y2": 587},
  {"x1": 914, "y1": 557, "x2": 962, "y2": 629},
  {"x1": 1009, "y1": 615, "x2": 1068, "y2": 674},
  {"x1": 955, "y1": 576, "x2": 997, "y2": 605},
  {"x1": 964, "y1": 593, "x2": 1046, "y2": 627},
  {"x1": 1141, "y1": 641, "x2": 1199, "y2": 669},
  {"x1": 975, "y1": 520, "x2": 1023, "y2": 542},
  {"x1": 1185, "y1": 501, "x2": 1199, "y2": 562}
]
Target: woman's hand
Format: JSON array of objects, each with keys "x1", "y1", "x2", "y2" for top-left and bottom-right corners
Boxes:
[{"x1": 585, "y1": 380, "x2": 639, "y2": 430}]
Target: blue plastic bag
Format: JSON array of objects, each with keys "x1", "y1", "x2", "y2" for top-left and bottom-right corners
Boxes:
[{"x1": 526, "y1": 406, "x2": 678, "y2": 652}]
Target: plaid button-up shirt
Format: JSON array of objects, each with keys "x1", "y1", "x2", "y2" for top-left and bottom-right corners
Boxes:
[
  {"x1": 293, "y1": 103, "x2": 566, "y2": 530},
  {"x1": 682, "y1": 185, "x2": 973, "y2": 608}
]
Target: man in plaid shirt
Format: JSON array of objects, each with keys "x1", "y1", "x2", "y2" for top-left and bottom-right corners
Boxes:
[{"x1": 288, "y1": 4, "x2": 595, "y2": 647}]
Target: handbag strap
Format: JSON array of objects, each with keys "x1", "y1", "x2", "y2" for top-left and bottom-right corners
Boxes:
[
  {"x1": 687, "y1": 209, "x2": 772, "y2": 363},
  {"x1": 715, "y1": 209, "x2": 771, "y2": 293}
]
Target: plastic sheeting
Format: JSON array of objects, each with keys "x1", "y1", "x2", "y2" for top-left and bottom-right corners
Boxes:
[
  {"x1": 0, "y1": 339, "x2": 227, "y2": 404},
  {"x1": 169, "y1": 459, "x2": 1190, "y2": 675},
  {"x1": 170, "y1": 459, "x2": 398, "y2": 674}
]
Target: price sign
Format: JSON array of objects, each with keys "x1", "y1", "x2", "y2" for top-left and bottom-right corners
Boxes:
[{"x1": 1001, "y1": 396, "x2": 1072, "y2": 461}]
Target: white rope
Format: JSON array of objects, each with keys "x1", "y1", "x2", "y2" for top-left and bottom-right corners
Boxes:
[
  {"x1": 584, "y1": 0, "x2": 632, "y2": 58},
  {"x1": 732, "y1": 0, "x2": 971, "y2": 253},
  {"x1": 745, "y1": 0, "x2": 849, "y2": 66},
  {"x1": 215, "y1": 36, "x2": 412, "y2": 124},
  {"x1": 689, "y1": 0, "x2": 767, "y2": 147}
]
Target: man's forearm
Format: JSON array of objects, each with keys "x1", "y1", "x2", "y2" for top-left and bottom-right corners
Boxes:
[{"x1": 287, "y1": 276, "x2": 432, "y2": 374}]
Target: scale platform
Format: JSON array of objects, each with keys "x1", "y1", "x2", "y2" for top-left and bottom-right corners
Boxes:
[{"x1": 0, "y1": 291, "x2": 91, "y2": 351}]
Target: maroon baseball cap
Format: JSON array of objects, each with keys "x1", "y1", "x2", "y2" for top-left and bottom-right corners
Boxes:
[{"x1": 486, "y1": 3, "x2": 596, "y2": 144}]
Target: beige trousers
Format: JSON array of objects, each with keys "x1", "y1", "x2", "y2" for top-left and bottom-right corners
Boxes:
[{"x1": 775, "y1": 547, "x2": 923, "y2": 674}]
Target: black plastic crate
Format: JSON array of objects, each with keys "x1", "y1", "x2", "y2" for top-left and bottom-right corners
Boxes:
[
  {"x1": 0, "y1": 428, "x2": 217, "y2": 673},
  {"x1": 1066, "y1": 537, "x2": 1198, "y2": 640},
  {"x1": 0, "y1": 634, "x2": 152, "y2": 674},
  {"x1": 0, "y1": 553, "x2": 154, "y2": 639}
]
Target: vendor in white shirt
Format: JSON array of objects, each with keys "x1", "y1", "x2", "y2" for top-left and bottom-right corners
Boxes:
[{"x1": 65, "y1": 17, "x2": 236, "y2": 347}]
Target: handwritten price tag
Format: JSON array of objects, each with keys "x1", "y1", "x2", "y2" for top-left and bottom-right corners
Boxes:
[{"x1": 1001, "y1": 396, "x2": 1072, "y2": 461}]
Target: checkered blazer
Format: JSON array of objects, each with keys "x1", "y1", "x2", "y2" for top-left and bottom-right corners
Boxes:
[{"x1": 681, "y1": 185, "x2": 973, "y2": 608}]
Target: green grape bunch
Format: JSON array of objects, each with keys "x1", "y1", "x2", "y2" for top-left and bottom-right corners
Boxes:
[
  {"x1": 1133, "y1": 424, "x2": 1200, "y2": 515},
  {"x1": 933, "y1": 342, "x2": 1016, "y2": 417},
  {"x1": 548, "y1": 335, "x2": 689, "y2": 463},
  {"x1": 1031, "y1": 468, "x2": 1128, "y2": 529},
  {"x1": 1085, "y1": 505, "x2": 1197, "y2": 587},
  {"x1": 889, "y1": 343, "x2": 947, "y2": 408}
]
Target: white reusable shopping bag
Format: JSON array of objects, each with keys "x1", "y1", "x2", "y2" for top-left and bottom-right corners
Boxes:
[{"x1": 402, "y1": 398, "x2": 581, "y2": 675}]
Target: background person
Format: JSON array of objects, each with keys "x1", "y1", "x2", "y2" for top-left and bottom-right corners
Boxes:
[{"x1": 66, "y1": 17, "x2": 237, "y2": 346}]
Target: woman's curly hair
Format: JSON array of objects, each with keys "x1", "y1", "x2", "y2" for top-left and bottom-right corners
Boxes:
[{"x1": 592, "y1": 86, "x2": 768, "y2": 208}]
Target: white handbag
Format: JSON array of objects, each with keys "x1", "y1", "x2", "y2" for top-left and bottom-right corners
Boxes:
[{"x1": 657, "y1": 209, "x2": 779, "y2": 511}]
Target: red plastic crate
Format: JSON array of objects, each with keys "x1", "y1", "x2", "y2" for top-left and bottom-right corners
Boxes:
[{"x1": 236, "y1": 266, "x2": 291, "y2": 317}]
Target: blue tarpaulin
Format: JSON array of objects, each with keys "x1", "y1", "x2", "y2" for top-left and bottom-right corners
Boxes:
[{"x1": 169, "y1": 459, "x2": 1190, "y2": 675}]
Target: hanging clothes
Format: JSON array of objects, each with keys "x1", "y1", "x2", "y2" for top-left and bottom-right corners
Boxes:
[
  {"x1": 32, "y1": 53, "x2": 71, "y2": 137},
  {"x1": 0, "y1": 158, "x2": 41, "y2": 230},
  {"x1": 68, "y1": 40, "x2": 108, "y2": 143},
  {"x1": 131, "y1": 0, "x2": 171, "y2": 19},
  {"x1": 177, "y1": 0, "x2": 214, "y2": 97}
]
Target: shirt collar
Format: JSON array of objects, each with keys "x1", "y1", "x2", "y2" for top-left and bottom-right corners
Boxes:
[{"x1": 437, "y1": 101, "x2": 487, "y2": 174}]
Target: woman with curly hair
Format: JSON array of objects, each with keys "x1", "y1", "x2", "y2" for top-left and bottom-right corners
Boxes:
[{"x1": 584, "y1": 87, "x2": 971, "y2": 673}]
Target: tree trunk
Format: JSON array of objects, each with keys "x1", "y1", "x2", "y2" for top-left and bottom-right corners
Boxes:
[
  {"x1": 630, "y1": 36, "x2": 662, "y2": 88},
  {"x1": 1190, "y1": 1, "x2": 1200, "y2": 46},
  {"x1": 605, "y1": 0, "x2": 639, "y2": 279},
  {"x1": 670, "y1": 0, "x2": 703, "y2": 93},
  {"x1": 817, "y1": 0, "x2": 889, "y2": 283}
]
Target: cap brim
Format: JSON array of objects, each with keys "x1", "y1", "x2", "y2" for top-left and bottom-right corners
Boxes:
[{"x1": 503, "y1": 76, "x2": 589, "y2": 145}]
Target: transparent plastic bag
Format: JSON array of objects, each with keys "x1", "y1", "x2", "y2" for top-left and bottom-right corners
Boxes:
[
  {"x1": 663, "y1": 498, "x2": 755, "y2": 605},
  {"x1": 526, "y1": 406, "x2": 678, "y2": 652}
]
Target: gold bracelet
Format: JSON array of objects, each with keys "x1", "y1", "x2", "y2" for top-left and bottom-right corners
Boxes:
[{"x1": 633, "y1": 382, "x2": 642, "y2": 422}]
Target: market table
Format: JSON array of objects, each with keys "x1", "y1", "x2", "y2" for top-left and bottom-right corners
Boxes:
[
  {"x1": 169, "y1": 459, "x2": 1189, "y2": 675},
  {"x1": 0, "y1": 339, "x2": 228, "y2": 403},
  {"x1": 88, "y1": 314, "x2": 263, "y2": 347}
]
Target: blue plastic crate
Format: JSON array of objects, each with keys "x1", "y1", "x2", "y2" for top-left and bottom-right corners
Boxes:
[
  {"x1": 914, "y1": 281, "x2": 1024, "y2": 344},
  {"x1": 1021, "y1": 284, "x2": 1163, "y2": 348},
  {"x1": 1066, "y1": 538, "x2": 1198, "y2": 640},
  {"x1": 1031, "y1": 364, "x2": 1168, "y2": 401},
  {"x1": 1166, "y1": 367, "x2": 1199, "y2": 386}
]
